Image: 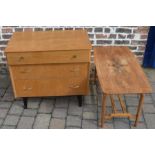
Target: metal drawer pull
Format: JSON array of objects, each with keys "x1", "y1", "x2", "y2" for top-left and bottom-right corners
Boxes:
[
  {"x1": 23, "y1": 87, "x2": 32, "y2": 91},
  {"x1": 18, "y1": 56, "x2": 24, "y2": 61},
  {"x1": 69, "y1": 85, "x2": 80, "y2": 89},
  {"x1": 72, "y1": 55, "x2": 77, "y2": 58}
]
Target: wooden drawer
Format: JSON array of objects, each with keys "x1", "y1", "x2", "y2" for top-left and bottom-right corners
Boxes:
[
  {"x1": 9, "y1": 63, "x2": 89, "y2": 79},
  {"x1": 13, "y1": 78, "x2": 89, "y2": 97},
  {"x1": 6, "y1": 50, "x2": 90, "y2": 65}
]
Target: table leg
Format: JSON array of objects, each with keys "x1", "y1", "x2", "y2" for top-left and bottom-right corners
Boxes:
[
  {"x1": 100, "y1": 94, "x2": 107, "y2": 128},
  {"x1": 23, "y1": 97, "x2": 28, "y2": 109},
  {"x1": 77, "y1": 95, "x2": 82, "y2": 107},
  {"x1": 134, "y1": 94, "x2": 144, "y2": 127}
]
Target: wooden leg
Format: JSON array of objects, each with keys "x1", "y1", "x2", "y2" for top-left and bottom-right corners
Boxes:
[
  {"x1": 110, "y1": 95, "x2": 117, "y2": 113},
  {"x1": 134, "y1": 94, "x2": 144, "y2": 127},
  {"x1": 100, "y1": 94, "x2": 107, "y2": 128},
  {"x1": 77, "y1": 95, "x2": 82, "y2": 107},
  {"x1": 23, "y1": 97, "x2": 28, "y2": 109}
]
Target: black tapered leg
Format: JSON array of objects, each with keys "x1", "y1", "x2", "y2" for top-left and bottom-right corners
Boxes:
[
  {"x1": 77, "y1": 95, "x2": 83, "y2": 107},
  {"x1": 23, "y1": 97, "x2": 28, "y2": 109}
]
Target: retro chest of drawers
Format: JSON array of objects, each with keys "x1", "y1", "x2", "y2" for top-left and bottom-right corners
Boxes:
[{"x1": 5, "y1": 30, "x2": 91, "y2": 108}]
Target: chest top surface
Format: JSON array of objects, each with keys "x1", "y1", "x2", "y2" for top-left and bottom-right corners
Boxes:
[
  {"x1": 94, "y1": 46, "x2": 152, "y2": 94},
  {"x1": 5, "y1": 30, "x2": 91, "y2": 53}
]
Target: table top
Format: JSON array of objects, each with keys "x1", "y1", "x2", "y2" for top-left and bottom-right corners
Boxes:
[
  {"x1": 94, "y1": 46, "x2": 152, "y2": 94},
  {"x1": 5, "y1": 30, "x2": 91, "y2": 53}
]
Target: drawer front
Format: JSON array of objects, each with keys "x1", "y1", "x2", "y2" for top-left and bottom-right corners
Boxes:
[
  {"x1": 6, "y1": 50, "x2": 90, "y2": 65},
  {"x1": 9, "y1": 63, "x2": 88, "y2": 79},
  {"x1": 13, "y1": 78, "x2": 89, "y2": 97}
]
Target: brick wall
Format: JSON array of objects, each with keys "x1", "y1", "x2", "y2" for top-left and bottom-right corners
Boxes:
[{"x1": 0, "y1": 26, "x2": 149, "y2": 64}]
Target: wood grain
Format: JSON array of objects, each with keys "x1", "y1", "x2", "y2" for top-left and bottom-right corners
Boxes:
[
  {"x1": 5, "y1": 30, "x2": 91, "y2": 52},
  {"x1": 9, "y1": 63, "x2": 89, "y2": 79},
  {"x1": 94, "y1": 46, "x2": 152, "y2": 94},
  {"x1": 6, "y1": 50, "x2": 90, "y2": 65},
  {"x1": 5, "y1": 30, "x2": 91, "y2": 98}
]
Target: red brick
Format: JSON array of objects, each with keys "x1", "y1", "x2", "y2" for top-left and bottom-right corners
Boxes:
[
  {"x1": 116, "y1": 28, "x2": 132, "y2": 33},
  {"x1": 109, "y1": 34, "x2": 116, "y2": 39},
  {"x1": 2, "y1": 28, "x2": 13, "y2": 33},
  {"x1": 24, "y1": 28, "x2": 33, "y2": 32},
  {"x1": 96, "y1": 34, "x2": 108, "y2": 39},
  {"x1": 0, "y1": 47, "x2": 6, "y2": 51},
  {"x1": 131, "y1": 40, "x2": 147, "y2": 45},
  {"x1": 88, "y1": 34, "x2": 94, "y2": 38},
  {"x1": 118, "y1": 34, "x2": 126, "y2": 39},
  {"x1": 34, "y1": 28, "x2": 43, "y2": 31},
  {"x1": 65, "y1": 27, "x2": 73, "y2": 30},
  {"x1": 140, "y1": 35, "x2": 148, "y2": 39},
  {"x1": 94, "y1": 27, "x2": 103, "y2": 32},
  {"x1": 0, "y1": 41, "x2": 8, "y2": 45},
  {"x1": 54, "y1": 28, "x2": 63, "y2": 30},
  {"x1": 2, "y1": 34, "x2": 12, "y2": 39},
  {"x1": 45, "y1": 28, "x2": 53, "y2": 31},
  {"x1": 97, "y1": 40, "x2": 112, "y2": 44},
  {"x1": 85, "y1": 28, "x2": 93, "y2": 32},
  {"x1": 138, "y1": 46, "x2": 146, "y2": 51},
  {"x1": 128, "y1": 46, "x2": 137, "y2": 50},
  {"x1": 115, "y1": 40, "x2": 130, "y2": 44},
  {"x1": 15, "y1": 28, "x2": 23, "y2": 32},
  {"x1": 104, "y1": 28, "x2": 111, "y2": 33},
  {"x1": 75, "y1": 28, "x2": 83, "y2": 30},
  {"x1": 133, "y1": 27, "x2": 149, "y2": 34},
  {"x1": 127, "y1": 34, "x2": 135, "y2": 39}
]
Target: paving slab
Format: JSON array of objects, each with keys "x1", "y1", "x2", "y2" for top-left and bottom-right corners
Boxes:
[
  {"x1": 68, "y1": 102, "x2": 83, "y2": 116},
  {"x1": 33, "y1": 114, "x2": 51, "y2": 129},
  {"x1": 66, "y1": 115, "x2": 81, "y2": 127},
  {"x1": 144, "y1": 114, "x2": 155, "y2": 129},
  {"x1": 9, "y1": 101, "x2": 23, "y2": 115},
  {"x1": 55, "y1": 97, "x2": 69, "y2": 108},
  {"x1": 0, "y1": 109, "x2": 9, "y2": 118},
  {"x1": 114, "y1": 118, "x2": 130, "y2": 129},
  {"x1": 17, "y1": 117, "x2": 35, "y2": 129},
  {"x1": 143, "y1": 104, "x2": 155, "y2": 113},
  {"x1": 27, "y1": 98, "x2": 41, "y2": 109},
  {"x1": 1, "y1": 125, "x2": 16, "y2": 129},
  {"x1": 3, "y1": 115, "x2": 20, "y2": 126},
  {"x1": 82, "y1": 120, "x2": 97, "y2": 129},
  {"x1": 52, "y1": 108, "x2": 67, "y2": 118},
  {"x1": 23, "y1": 109, "x2": 37, "y2": 117},
  {"x1": 49, "y1": 118, "x2": 65, "y2": 129},
  {"x1": 83, "y1": 112, "x2": 97, "y2": 120},
  {"x1": 0, "y1": 101, "x2": 12, "y2": 109},
  {"x1": 38, "y1": 99, "x2": 54, "y2": 113}
]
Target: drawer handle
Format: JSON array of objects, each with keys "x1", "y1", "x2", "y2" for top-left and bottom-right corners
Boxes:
[
  {"x1": 23, "y1": 87, "x2": 32, "y2": 91},
  {"x1": 18, "y1": 56, "x2": 24, "y2": 61},
  {"x1": 69, "y1": 85, "x2": 80, "y2": 89},
  {"x1": 72, "y1": 55, "x2": 77, "y2": 59}
]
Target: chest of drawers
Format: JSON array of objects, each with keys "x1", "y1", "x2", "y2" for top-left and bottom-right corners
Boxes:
[{"x1": 5, "y1": 30, "x2": 91, "y2": 108}]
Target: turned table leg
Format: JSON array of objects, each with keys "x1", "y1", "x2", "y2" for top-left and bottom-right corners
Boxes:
[
  {"x1": 77, "y1": 95, "x2": 83, "y2": 107},
  {"x1": 23, "y1": 97, "x2": 28, "y2": 109},
  {"x1": 134, "y1": 94, "x2": 144, "y2": 127},
  {"x1": 100, "y1": 94, "x2": 107, "y2": 128}
]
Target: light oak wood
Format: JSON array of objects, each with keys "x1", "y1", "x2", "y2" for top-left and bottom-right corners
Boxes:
[
  {"x1": 5, "y1": 30, "x2": 91, "y2": 99},
  {"x1": 6, "y1": 50, "x2": 90, "y2": 65},
  {"x1": 5, "y1": 30, "x2": 91, "y2": 52},
  {"x1": 95, "y1": 47, "x2": 152, "y2": 128},
  {"x1": 13, "y1": 78, "x2": 88, "y2": 97},
  {"x1": 9, "y1": 63, "x2": 89, "y2": 79},
  {"x1": 134, "y1": 94, "x2": 144, "y2": 126}
]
